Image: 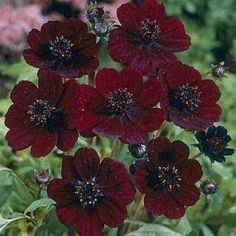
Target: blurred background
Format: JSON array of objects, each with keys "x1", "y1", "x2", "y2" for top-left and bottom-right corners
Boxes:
[{"x1": 0, "y1": 0, "x2": 236, "y2": 236}]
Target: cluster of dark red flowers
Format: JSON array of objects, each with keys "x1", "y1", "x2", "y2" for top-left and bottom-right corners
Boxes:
[{"x1": 4, "y1": 0, "x2": 234, "y2": 235}]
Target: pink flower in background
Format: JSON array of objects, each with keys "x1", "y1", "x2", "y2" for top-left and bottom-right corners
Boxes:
[{"x1": 0, "y1": 4, "x2": 57, "y2": 54}]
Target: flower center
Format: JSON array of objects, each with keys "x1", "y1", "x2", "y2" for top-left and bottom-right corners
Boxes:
[
  {"x1": 106, "y1": 88, "x2": 134, "y2": 116},
  {"x1": 147, "y1": 165, "x2": 182, "y2": 192},
  {"x1": 27, "y1": 99, "x2": 66, "y2": 131},
  {"x1": 74, "y1": 178, "x2": 104, "y2": 208},
  {"x1": 168, "y1": 84, "x2": 200, "y2": 112},
  {"x1": 209, "y1": 136, "x2": 225, "y2": 152},
  {"x1": 49, "y1": 36, "x2": 74, "y2": 61},
  {"x1": 139, "y1": 19, "x2": 160, "y2": 44}
]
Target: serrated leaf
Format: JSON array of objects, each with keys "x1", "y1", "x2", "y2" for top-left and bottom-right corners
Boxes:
[{"x1": 24, "y1": 198, "x2": 55, "y2": 215}]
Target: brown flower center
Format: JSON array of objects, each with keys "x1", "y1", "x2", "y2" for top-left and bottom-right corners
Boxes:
[
  {"x1": 169, "y1": 84, "x2": 200, "y2": 112},
  {"x1": 147, "y1": 165, "x2": 182, "y2": 192},
  {"x1": 74, "y1": 178, "x2": 104, "y2": 208},
  {"x1": 27, "y1": 99, "x2": 66, "y2": 131},
  {"x1": 209, "y1": 136, "x2": 225, "y2": 152},
  {"x1": 49, "y1": 36, "x2": 74, "y2": 61},
  {"x1": 140, "y1": 19, "x2": 160, "y2": 43},
  {"x1": 106, "y1": 88, "x2": 134, "y2": 116}
]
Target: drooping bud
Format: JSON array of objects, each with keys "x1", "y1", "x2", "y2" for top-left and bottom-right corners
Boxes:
[
  {"x1": 201, "y1": 179, "x2": 218, "y2": 195},
  {"x1": 34, "y1": 169, "x2": 50, "y2": 185}
]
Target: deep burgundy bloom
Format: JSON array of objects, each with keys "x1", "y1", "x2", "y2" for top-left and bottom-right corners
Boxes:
[
  {"x1": 108, "y1": 0, "x2": 190, "y2": 76},
  {"x1": 5, "y1": 70, "x2": 80, "y2": 157},
  {"x1": 195, "y1": 126, "x2": 235, "y2": 163},
  {"x1": 48, "y1": 148, "x2": 135, "y2": 236},
  {"x1": 132, "y1": 137, "x2": 203, "y2": 219},
  {"x1": 23, "y1": 18, "x2": 99, "y2": 78},
  {"x1": 160, "y1": 62, "x2": 222, "y2": 131},
  {"x1": 77, "y1": 67, "x2": 165, "y2": 144}
]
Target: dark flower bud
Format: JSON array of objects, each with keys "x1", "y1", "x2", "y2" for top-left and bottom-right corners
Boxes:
[
  {"x1": 128, "y1": 144, "x2": 147, "y2": 159},
  {"x1": 211, "y1": 62, "x2": 228, "y2": 79},
  {"x1": 201, "y1": 179, "x2": 218, "y2": 195},
  {"x1": 34, "y1": 170, "x2": 50, "y2": 185},
  {"x1": 195, "y1": 126, "x2": 235, "y2": 163}
]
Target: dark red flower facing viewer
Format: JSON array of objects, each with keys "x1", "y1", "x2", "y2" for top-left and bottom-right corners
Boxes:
[
  {"x1": 108, "y1": 0, "x2": 190, "y2": 75},
  {"x1": 132, "y1": 137, "x2": 203, "y2": 219},
  {"x1": 78, "y1": 67, "x2": 165, "y2": 144},
  {"x1": 48, "y1": 148, "x2": 135, "y2": 236},
  {"x1": 160, "y1": 62, "x2": 222, "y2": 131},
  {"x1": 5, "y1": 70, "x2": 80, "y2": 157},
  {"x1": 23, "y1": 18, "x2": 99, "y2": 78}
]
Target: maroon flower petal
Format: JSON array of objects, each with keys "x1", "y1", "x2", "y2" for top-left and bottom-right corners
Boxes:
[
  {"x1": 117, "y1": 2, "x2": 141, "y2": 30},
  {"x1": 30, "y1": 130, "x2": 57, "y2": 157},
  {"x1": 62, "y1": 156, "x2": 78, "y2": 183},
  {"x1": 170, "y1": 141, "x2": 190, "y2": 163},
  {"x1": 10, "y1": 81, "x2": 39, "y2": 111},
  {"x1": 103, "y1": 180, "x2": 135, "y2": 205},
  {"x1": 73, "y1": 148, "x2": 100, "y2": 181},
  {"x1": 148, "y1": 137, "x2": 171, "y2": 160},
  {"x1": 97, "y1": 158, "x2": 128, "y2": 187},
  {"x1": 97, "y1": 199, "x2": 128, "y2": 227},
  {"x1": 38, "y1": 70, "x2": 64, "y2": 105},
  {"x1": 5, "y1": 105, "x2": 31, "y2": 129},
  {"x1": 135, "y1": 79, "x2": 162, "y2": 107},
  {"x1": 159, "y1": 17, "x2": 191, "y2": 52},
  {"x1": 179, "y1": 159, "x2": 203, "y2": 184},
  {"x1": 140, "y1": 0, "x2": 165, "y2": 22},
  {"x1": 175, "y1": 184, "x2": 200, "y2": 206},
  {"x1": 56, "y1": 204, "x2": 81, "y2": 226},
  {"x1": 26, "y1": 29, "x2": 43, "y2": 51},
  {"x1": 47, "y1": 179, "x2": 77, "y2": 207},
  {"x1": 76, "y1": 210, "x2": 103, "y2": 236},
  {"x1": 6, "y1": 127, "x2": 36, "y2": 151},
  {"x1": 57, "y1": 129, "x2": 78, "y2": 152}
]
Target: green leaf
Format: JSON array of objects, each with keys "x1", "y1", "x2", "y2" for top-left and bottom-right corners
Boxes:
[
  {"x1": 174, "y1": 216, "x2": 192, "y2": 235},
  {"x1": 0, "y1": 213, "x2": 25, "y2": 233},
  {"x1": 24, "y1": 198, "x2": 55, "y2": 215},
  {"x1": 126, "y1": 224, "x2": 182, "y2": 236}
]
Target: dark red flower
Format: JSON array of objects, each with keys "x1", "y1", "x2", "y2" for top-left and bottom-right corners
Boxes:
[
  {"x1": 23, "y1": 18, "x2": 99, "y2": 78},
  {"x1": 77, "y1": 67, "x2": 165, "y2": 144},
  {"x1": 108, "y1": 0, "x2": 190, "y2": 76},
  {"x1": 132, "y1": 137, "x2": 203, "y2": 219},
  {"x1": 5, "y1": 70, "x2": 80, "y2": 157},
  {"x1": 48, "y1": 148, "x2": 135, "y2": 236},
  {"x1": 159, "y1": 62, "x2": 222, "y2": 131}
]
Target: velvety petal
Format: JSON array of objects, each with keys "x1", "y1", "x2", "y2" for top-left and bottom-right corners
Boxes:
[
  {"x1": 38, "y1": 70, "x2": 64, "y2": 105},
  {"x1": 23, "y1": 49, "x2": 51, "y2": 69},
  {"x1": 135, "y1": 79, "x2": 162, "y2": 107},
  {"x1": 57, "y1": 129, "x2": 78, "y2": 152},
  {"x1": 76, "y1": 210, "x2": 103, "y2": 236},
  {"x1": 97, "y1": 158, "x2": 128, "y2": 187},
  {"x1": 47, "y1": 179, "x2": 77, "y2": 207},
  {"x1": 97, "y1": 199, "x2": 128, "y2": 227},
  {"x1": 148, "y1": 137, "x2": 171, "y2": 160},
  {"x1": 140, "y1": 0, "x2": 165, "y2": 21},
  {"x1": 133, "y1": 108, "x2": 165, "y2": 132},
  {"x1": 62, "y1": 156, "x2": 79, "y2": 182},
  {"x1": 159, "y1": 17, "x2": 191, "y2": 52},
  {"x1": 179, "y1": 159, "x2": 203, "y2": 184},
  {"x1": 6, "y1": 127, "x2": 36, "y2": 151},
  {"x1": 170, "y1": 140, "x2": 190, "y2": 163},
  {"x1": 5, "y1": 105, "x2": 31, "y2": 129},
  {"x1": 56, "y1": 204, "x2": 82, "y2": 226},
  {"x1": 103, "y1": 180, "x2": 135, "y2": 205},
  {"x1": 117, "y1": 2, "x2": 141, "y2": 30},
  {"x1": 175, "y1": 184, "x2": 200, "y2": 206},
  {"x1": 27, "y1": 29, "x2": 43, "y2": 51},
  {"x1": 73, "y1": 148, "x2": 100, "y2": 181},
  {"x1": 10, "y1": 81, "x2": 39, "y2": 111},
  {"x1": 31, "y1": 130, "x2": 57, "y2": 157}
]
